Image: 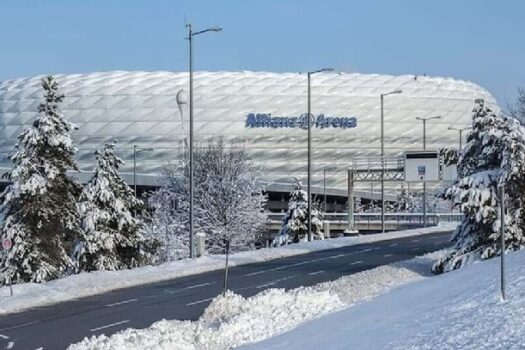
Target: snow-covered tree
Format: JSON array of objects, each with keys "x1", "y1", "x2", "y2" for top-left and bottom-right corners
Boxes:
[
  {"x1": 278, "y1": 180, "x2": 323, "y2": 244},
  {"x1": 441, "y1": 147, "x2": 459, "y2": 166},
  {"x1": 0, "y1": 76, "x2": 82, "y2": 283},
  {"x1": 396, "y1": 185, "x2": 414, "y2": 212},
  {"x1": 354, "y1": 197, "x2": 363, "y2": 213},
  {"x1": 433, "y1": 99, "x2": 525, "y2": 274},
  {"x1": 508, "y1": 88, "x2": 525, "y2": 124},
  {"x1": 76, "y1": 142, "x2": 154, "y2": 271},
  {"x1": 146, "y1": 165, "x2": 188, "y2": 262},
  {"x1": 410, "y1": 190, "x2": 451, "y2": 214},
  {"x1": 149, "y1": 140, "x2": 268, "y2": 257}
]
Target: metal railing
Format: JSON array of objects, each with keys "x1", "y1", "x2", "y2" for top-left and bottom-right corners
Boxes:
[
  {"x1": 352, "y1": 156, "x2": 404, "y2": 172},
  {"x1": 268, "y1": 212, "x2": 462, "y2": 227}
]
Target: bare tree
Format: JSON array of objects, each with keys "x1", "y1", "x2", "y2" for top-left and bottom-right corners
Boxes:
[
  {"x1": 148, "y1": 139, "x2": 268, "y2": 259},
  {"x1": 508, "y1": 88, "x2": 525, "y2": 123}
]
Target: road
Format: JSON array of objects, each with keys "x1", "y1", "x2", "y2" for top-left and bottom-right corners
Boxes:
[{"x1": 0, "y1": 230, "x2": 452, "y2": 349}]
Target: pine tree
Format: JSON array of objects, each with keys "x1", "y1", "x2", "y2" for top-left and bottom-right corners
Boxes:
[
  {"x1": 76, "y1": 142, "x2": 152, "y2": 271},
  {"x1": 441, "y1": 147, "x2": 459, "y2": 166},
  {"x1": 0, "y1": 76, "x2": 82, "y2": 283},
  {"x1": 433, "y1": 99, "x2": 525, "y2": 273},
  {"x1": 279, "y1": 180, "x2": 323, "y2": 244}
]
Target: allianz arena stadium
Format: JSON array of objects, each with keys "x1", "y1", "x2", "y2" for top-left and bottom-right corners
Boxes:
[{"x1": 0, "y1": 71, "x2": 498, "y2": 210}]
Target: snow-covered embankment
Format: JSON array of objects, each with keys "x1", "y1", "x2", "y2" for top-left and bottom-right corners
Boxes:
[{"x1": 245, "y1": 249, "x2": 525, "y2": 350}]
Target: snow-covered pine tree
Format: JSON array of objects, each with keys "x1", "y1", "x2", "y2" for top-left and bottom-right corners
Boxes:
[
  {"x1": 279, "y1": 180, "x2": 323, "y2": 243},
  {"x1": 433, "y1": 99, "x2": 525, "y2": 273},
  {"x1": 441, "y1": 147, "x2": 459, "y2": 166},
  {"x1": 76, "y1": 142, "x2": 153, "y2": 271},
  {"x1": 0, "y1": 76, "x2": 82, "y2": 284}
]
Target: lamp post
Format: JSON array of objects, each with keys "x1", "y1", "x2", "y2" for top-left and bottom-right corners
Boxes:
[
  {"x1": 307, "y1": 68, "x2": 334, "y2": 242},
  {"x1": 176, "y1": 89, "x2": 188, "y2": 156},
  {"x1": 416, "y1": 116, "x2": 441, "y2": 227},
  {"x1": 499, "y1": 184, "x2": 506, "y2": 300},
  {"x1": 380, "y1": 89, "x2": 402, "y2": 233},
  {"x1": 186, "y1": 23, "x2": 222, "y2": 258},
  {"x1": 448, "y1": 126, "x2": 472, "y2": 151},
  {"x1": 133, "y1": 145, "x2": 154, "y2": 197},
  {"x1": 323, "y1": 169, "x2": 327, "y2": 213}
]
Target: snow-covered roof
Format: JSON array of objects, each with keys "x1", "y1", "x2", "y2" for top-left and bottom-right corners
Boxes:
[{"x1": 0, "y1": 71, "x2": 498, "y2": 191}]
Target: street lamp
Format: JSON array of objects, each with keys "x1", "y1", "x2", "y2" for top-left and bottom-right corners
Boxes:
[
  {"x1": 380, "y1": 89, "x2": 402, "y2": 233},
  {"x1": 416, "y1": 116, "x2": 442, "y2": 227},
  {"x1": 133, "y1": 145, "x2": 154, "y2": 197},
  {"x1": 307, "y1": 67, "x2": 334, "y2": 242},
  {"x1": 176, "y1": 89, "x2": 188, "y2": 156},
  {"x1": 187, "y1": 23, "x2": 222, "y2": 258},
  {"x1": 323, "y1": 168, "x2": 327, "y2": 214},
  {"x1": 448, "y1": 126, "x2": 472, "y2": 151}
]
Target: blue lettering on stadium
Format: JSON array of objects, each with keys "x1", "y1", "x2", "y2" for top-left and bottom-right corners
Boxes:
[{"x1": 245, "y1": 113, "x2": 357, "y2": 129}]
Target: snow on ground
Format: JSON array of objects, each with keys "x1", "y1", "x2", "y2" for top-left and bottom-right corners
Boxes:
[
  {"x1": 0, "y1": 223, "x2": 456, "y2": 315},
  {"x1": 68, "y1": 250, "x2": 449, "y2": 350},
  {"x1": 245, "y1": 249, "x2": 525, "y2": 350}
]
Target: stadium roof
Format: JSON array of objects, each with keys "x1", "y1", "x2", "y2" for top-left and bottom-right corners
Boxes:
[{"x1": 0, "y1": 71, "x2": 498, "y2": 193}]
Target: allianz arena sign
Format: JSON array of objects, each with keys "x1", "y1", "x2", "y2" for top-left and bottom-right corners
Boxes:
[{"x1": 245, "y1": 113, "x2": 357, "y2": 129}]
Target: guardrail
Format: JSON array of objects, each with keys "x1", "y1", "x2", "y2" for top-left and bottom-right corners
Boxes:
[{"x1": 268, "y1": 212, "x2": 462, "y2": 231}]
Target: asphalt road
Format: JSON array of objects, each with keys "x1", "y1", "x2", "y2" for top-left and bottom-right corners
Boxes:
[{"x1": 0, "y1": 230, "x2": 452, "y2": 349}]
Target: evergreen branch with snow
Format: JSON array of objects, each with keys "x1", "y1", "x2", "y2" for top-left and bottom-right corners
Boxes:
[{"x1": 0, "y1": 76, "x2": 82, "y2": 284}]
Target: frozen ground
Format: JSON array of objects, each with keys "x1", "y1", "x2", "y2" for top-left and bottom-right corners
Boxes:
[
  {"x1": 0, "y1": 223, "x2": 456, "y2": 315},
  {"x1": 68, "y1": 249, "x2": 447, "y2": 350},
  {"x1": 245, "y1": 249, "x2": 525, "y2": 350}
]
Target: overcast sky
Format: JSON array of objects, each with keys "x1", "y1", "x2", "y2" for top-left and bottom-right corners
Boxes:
[{"x1": 1, "y1": 0, "x2": 523, "y2": 108}]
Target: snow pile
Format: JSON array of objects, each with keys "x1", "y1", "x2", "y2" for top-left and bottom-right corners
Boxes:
[
  {"x1": 68, "y1": 251, "x2": 447, "y2": 350},
  {"x1": 0, "y1": 223, "x2": 456, "y2": 315},
  {"x1": 69, "y1": 289, "x2": 343, "y2": 350},
  {"x1": 197, "y1": 289, "x2": 343, "y2": 349},
  {"x1": 244, "y1": 250, "x2": 525, "y2": 350},
  {"x1": 313, "y1": 250, "x2": 445, "y2": 306}
]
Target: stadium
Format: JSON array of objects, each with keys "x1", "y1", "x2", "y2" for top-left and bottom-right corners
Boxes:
[{"x1": 0, "y1": 71, "x2": 498, "y2": 211}]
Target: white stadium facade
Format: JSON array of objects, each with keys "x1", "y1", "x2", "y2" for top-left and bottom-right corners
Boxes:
[{"x1": 0, "y1": 71, "x2": 498, "y2": 211}]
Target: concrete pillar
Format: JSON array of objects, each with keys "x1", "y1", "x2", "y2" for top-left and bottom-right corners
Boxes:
[
  {"x1": 345, "y1": 168, "x2": 358, "y2": 235},
  {"x1": 195, "y1": 232, "x2": 206, "y2": 257},
  {"x1": 323, "y1": 221, "x2": 331, "y2": 239}
]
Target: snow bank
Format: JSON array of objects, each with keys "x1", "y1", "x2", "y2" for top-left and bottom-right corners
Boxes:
[
  {"x1": 68, "y1": 289, "x2": 343, "y2": 350},
  {"x1": 0, "y1": 223, "x2": 456, "y2": 315},
  {"x1": 245, "y1": 249, "x2": 525, "y2": 350},
  {"x1": 68, "y1": 250, "x2": 449, "y2": 350}
]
